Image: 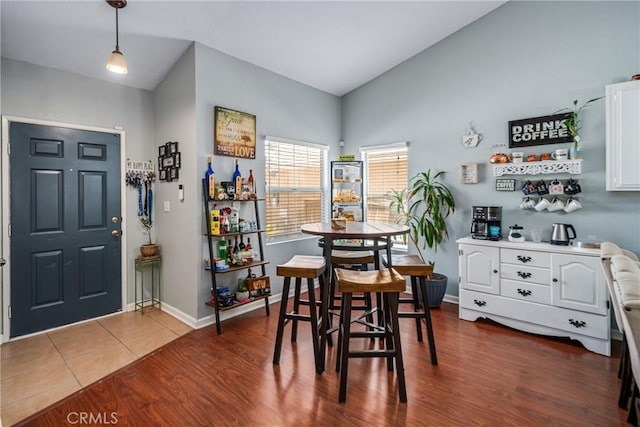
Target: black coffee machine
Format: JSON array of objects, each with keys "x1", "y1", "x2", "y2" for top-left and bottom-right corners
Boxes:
[{"x1": 471, "y1": 206, "x2": 502, "y2": 240}]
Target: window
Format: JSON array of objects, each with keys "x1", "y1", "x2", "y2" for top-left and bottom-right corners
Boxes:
[
  {"x1": 265, "y1": 136, "x2": 329, "y2": 243},
  {"x1": 361, "y1": 142, "x2": 408, "y2": 232}
]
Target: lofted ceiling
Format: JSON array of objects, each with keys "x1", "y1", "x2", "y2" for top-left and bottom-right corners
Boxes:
[{"x1": 1, "y1": 1, "x2": 506, "y2": 96}]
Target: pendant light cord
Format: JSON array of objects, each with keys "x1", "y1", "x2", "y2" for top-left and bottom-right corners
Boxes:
[{"x1": 115, "y1": 8, "x2": 120, "y2": 50}]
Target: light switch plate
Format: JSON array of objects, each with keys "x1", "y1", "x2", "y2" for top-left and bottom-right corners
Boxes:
[{"x1": 164, "y1": 201, "x2": 170, "y2": 212}]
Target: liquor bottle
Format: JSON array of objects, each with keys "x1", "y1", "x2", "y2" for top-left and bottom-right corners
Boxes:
[
  {"x1": 245, "y1": 238, "x2": 252, "y2": 251},
  {"x1": 239, "y1": 235, "x2": 246, "y2": 251},
  {"x1": 232, "y1": 159, "x2": 242, "y2": 196},
  {"x1": 233, "y1": 236, "x2": 240, "y2": 255},
  {"x1": 248, "y1": 169, "x2": 255, "y2": 194},
  {"x1": 205, "y1": 157, "x2": 215, "y2": 199},
  {"x1": 226, "y1": 239, "x2": 233, "y2": 264}
]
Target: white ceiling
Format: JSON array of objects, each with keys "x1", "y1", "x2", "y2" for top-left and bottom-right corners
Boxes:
[{"x1": 1, "y1": 1, "x2": 506, "y2": 96}]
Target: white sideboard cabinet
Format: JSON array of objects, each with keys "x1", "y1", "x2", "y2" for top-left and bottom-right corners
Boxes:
[
  {"x1": 458, "y1": 238, "x2": 610, "y2": 356},
  {"x1": 606, "y1": 80, "x2": 640, "y2": 191}
]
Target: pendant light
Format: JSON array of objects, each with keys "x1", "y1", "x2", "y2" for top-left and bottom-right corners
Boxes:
[{"x1": 106, "y1": 0, "x2": 128, "y2": 75}]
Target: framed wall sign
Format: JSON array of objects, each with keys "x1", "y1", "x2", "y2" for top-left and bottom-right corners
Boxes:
[
  {"x1": 460, "y1": 163, "x2": 478, "y2": 184},
  {"x1": 508, "y1": 113, "x2": 572, "y2": 148},
  {"x1": 214, "y1": 106, "x2": 256, "y2": 159},
  {"x1": 495, "y1": 178, "x2": 516, "y2": 191}
]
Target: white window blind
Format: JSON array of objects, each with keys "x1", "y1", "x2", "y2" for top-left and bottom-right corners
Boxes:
[
  {"x1": 361, "y1": 144, "x2": 408, "y2": 226},
  {"x1": 265, "y1": 137, "x2": 329, "y2": 243}
]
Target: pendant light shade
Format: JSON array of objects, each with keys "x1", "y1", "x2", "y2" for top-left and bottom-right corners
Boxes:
[{"x1": 106, "y1": 0, "x2": 128, "y2": 75}]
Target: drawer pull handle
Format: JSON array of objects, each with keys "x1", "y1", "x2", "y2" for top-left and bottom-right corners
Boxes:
[
  {"x1": 517, "y1": 255, "x2": 532, "y2": 263},
  {"x1": 517, "y1": 288, "x2": 532, "y2": 297},
  {"x1": 569, "y1": 319, "x2": 586, "y2": 328},
  {"x1": 473, "y1": 299, "x2": 486, "y2": 307},
  {"x1": 493, "y1": 269, "x2": 498, "y2": 274},
  {"x1": 517, "y1": 271, "x2": 532, "y2": 279},
  {"x1": 552, "y1": 278, "x2": 558, "y2": 283}
]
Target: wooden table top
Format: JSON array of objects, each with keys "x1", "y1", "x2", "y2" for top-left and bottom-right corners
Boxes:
[{"x1": 300, "y1": 222, "x2": 409, "y2": 239}]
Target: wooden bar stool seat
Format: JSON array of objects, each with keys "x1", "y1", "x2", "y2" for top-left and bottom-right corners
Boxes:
[
  {"x1": 335, "y1": 267, "x2": 407, "y2": 403},
  {"x1": 331, "y1": 250, "x2": 375, "y2": 265},
  {"x1": 383, "y1": 254, "x2": 438, "y2": 365},
  {"x1": 273, "y1": 255, "x2": 326, "y2": 373}
]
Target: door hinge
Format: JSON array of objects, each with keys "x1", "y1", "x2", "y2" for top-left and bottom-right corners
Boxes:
[
  {"x1": 607, "y1": 300, "x2": 610, "y2": 309},
  {"x1": 6, "y1": 142, "x2": 9, "y2": 155},
  {"x1": 7, "y1": 224, "x2": 10, "y2": 237},
  {"x1": 8, "y1": 306, "x2": 11, "y2": 319}
]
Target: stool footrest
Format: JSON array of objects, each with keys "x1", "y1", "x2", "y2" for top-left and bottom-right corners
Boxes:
[{"x1": 348, "y1": 349, "x2": 397, "y2": 358}]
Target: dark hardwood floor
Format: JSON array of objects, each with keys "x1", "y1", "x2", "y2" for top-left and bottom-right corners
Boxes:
[{"x1": 17, "y1": 300, "x2": 627, "y2": 426}]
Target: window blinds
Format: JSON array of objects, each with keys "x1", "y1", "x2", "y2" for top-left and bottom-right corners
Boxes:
[
  {"x1": 265, "y1": 138, "x2": 328, "y2": 242},
  {"x1": 362, "y1": 146, "x2": 408, "y2": 225}
]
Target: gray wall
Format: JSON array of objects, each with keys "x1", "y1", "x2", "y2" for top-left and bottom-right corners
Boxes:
[
  {"x1": 153, "y1": 44, "x2": 198, "y2": 319},
  {"x1": 193, "y1": 43, "x2": 342, "y2": 318},
  {"x1": 342, "y1": 1, "x2": 640, "y2": 298},
  {"x1": 1, "y1": 59, "x2": 156, "y2": 305}
]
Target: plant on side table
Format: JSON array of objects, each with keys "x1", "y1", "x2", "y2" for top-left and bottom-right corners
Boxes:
[
  {"x1": 139, "y1": 215, "x2": 159, "y2": 257},
  {"x1": 389, "y1": 170, "x2": 456, "y2": 307},
  {"x1": 555, "y1": 97, "x2": 602, "y2": 159}
]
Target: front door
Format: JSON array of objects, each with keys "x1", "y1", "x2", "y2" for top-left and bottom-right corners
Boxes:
[{"x1": 10, "y1": 122, "x2": 122, "y2": 337}]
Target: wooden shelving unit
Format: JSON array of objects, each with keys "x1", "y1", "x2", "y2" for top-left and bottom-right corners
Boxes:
[{"x1": 202, "y1": 179, "x2": 270, "y2": 334}]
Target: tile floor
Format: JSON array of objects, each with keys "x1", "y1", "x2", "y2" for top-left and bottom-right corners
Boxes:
[{"x1": 1, "y1": 308, "x2": 192, "y2": 426}]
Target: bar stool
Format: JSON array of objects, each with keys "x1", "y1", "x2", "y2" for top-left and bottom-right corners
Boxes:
[
  {"x1": 335, "y1": 266, "x2": 407, "y2": 403},
  {"x1": 273, "y1": 255, "x2": 326, "y2": 373},
  {"x1": 383, "y1": 254, "x2": 438, "y2": 365},
  {"x1": 330, "y1": 249, "x2": 376, "y2": 334}
]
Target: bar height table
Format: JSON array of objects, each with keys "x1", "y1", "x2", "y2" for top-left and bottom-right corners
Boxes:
[{"x1": 300, "y1": 222, "x2": 409, "y2": 373}]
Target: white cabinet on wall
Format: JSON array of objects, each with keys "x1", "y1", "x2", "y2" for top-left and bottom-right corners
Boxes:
[
  {"x1": 458, "y1": 238, "x2": 610, "y2": 356},
  {"x1": 606, "y1": 80, "x2": 640, "y2": 191}
]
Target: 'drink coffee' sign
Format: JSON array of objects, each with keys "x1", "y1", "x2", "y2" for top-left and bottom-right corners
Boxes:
[{"x1": 508, "y1": 113, "x2": 572, "y2": 148}]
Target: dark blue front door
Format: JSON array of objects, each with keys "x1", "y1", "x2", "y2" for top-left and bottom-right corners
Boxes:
[{"x1": 10, "y1": 122, "x2": 122, "y2": 337}]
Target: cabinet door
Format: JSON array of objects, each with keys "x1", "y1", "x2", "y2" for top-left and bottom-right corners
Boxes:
[
  {"x1": 606, "y1": 80, "x2": 640, "y2": 191},
  {"x1": 459, "y1": 244, "x2": 500, "y2": 295},
  {"x1": 551, "y1": 254, "x2": 607, "y2": 315}
]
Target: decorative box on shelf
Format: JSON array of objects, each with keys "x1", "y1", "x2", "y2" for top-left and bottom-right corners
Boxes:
[{"x1": 493, "y1": 159, "x2": 582, "y2": 176}]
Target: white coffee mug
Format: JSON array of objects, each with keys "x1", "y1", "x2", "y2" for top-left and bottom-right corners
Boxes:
[
  {"x1": 535, "y1": 198, "x2": 550, "y2": 211},
  {"x1": 564, "y1": 197, "x2": 582, "y2": 213},
  {"x1": 547, "y1": 197, "x2": 565, "y2": 212},
  {"x1": 520, "y1": 197, "x2": 535, "y2": 210},
  {"x1": 511, "y1": 152, "x2": 524, "y2": 163},
  {"x1": 552, "y1": 149, "x2": 568, "y2": 161}
]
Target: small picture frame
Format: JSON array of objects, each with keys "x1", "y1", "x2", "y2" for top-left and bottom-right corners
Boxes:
[
  {"x1": 170, "y1": 167, "x2": 179, "y2": 180},
  {"x1": 169, "y1": 141, "x2": 179, "y2": 154},
  {"x1": 158, "y1": 145, "x2": 166, "y2": 157},
  {"x1": 174, "y1": 152, "x2": 181, "y2": 168},
  {"x1": 165, "y1": 168, "x2": 173, "y2": 182},
  {"x1": 162, "y1": 156, "x2": 174, "y2": 168},
  {"x1": 460, "y1": 163, "x2": 478, "y2": 184},
  {"x1": 496, "y1": 178, "x2": 516, "y2": 191},
  {"x1": 159, "y1": 169, "x2": 167, "y2": 181},
  {"x1": 333, "y1": 167, "x2": 345, "y2": 182},
  {"x1": 247, "y1": 276, "x2": 271, "y2": 297}
]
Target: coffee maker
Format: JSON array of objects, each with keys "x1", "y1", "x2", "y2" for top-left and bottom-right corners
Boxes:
[{"x1": 471, "y1": 206, "x2": 502, "y2": 240}]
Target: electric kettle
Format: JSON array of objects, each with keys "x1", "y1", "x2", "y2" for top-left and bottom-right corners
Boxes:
[{"x1": 550, "y1": 223, "x2": 576, "y2": 245}]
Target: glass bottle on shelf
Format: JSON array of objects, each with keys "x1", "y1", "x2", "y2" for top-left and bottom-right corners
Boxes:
[
  {"x1": 233, "y1": 236, "x2": 240, "y2": 256},
  {"x1": 205, "y1": 157, "x2": 215, "y2": 199},
  {"x1": 245, "y1": 238, "x2": 252, "y2": 251},
  {"x1": 248, "y1": 169, "x2": 255, "y2": 195},
  {"x1": 239, "y1": 235, "x2": 245, "y2": 250},
  {"x1": 232, "y1": 159, "x2": 242, "y2": 197}
]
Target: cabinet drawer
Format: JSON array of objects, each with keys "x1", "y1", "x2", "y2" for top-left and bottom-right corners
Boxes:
[
  {"x1": 501, "y1": 248, "x2": 550, "y2": 268},
  {"x1": 460, "y1": 289, "x2": 608, "y2": 340},
  {"x1": 501, "y1": 279, "x2": 550, "y2": 305},
  {"x1": 500, "y1": 263, "x2": 550, "y2": 285}
]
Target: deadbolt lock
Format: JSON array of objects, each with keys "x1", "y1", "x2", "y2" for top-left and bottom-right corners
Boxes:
[{"x1": 112, "y1": 230, "x2": 121, "y2": 237}]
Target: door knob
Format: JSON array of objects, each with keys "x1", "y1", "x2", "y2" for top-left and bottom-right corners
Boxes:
[
  {"x1": 112, "y1": 230, "x2": 121, "y2": 237},
  {"x1": 0, "y1": 258, "x2": 5, "y2": 267}
]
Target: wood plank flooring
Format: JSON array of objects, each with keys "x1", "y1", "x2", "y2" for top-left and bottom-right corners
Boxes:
[{"x1": 16, "y1": 301, "x2": 628, "y2": 426}]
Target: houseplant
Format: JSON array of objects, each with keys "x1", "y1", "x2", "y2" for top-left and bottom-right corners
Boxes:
[
  {"x1": 389, "y1": 170, "x2": 456, "y2": 307},
  {"x1": 139, "y1": 215, "x2": 159, "y2": 257},
  {"x1": 555, "y1": 97, "x2": 602, "y2": 159}
]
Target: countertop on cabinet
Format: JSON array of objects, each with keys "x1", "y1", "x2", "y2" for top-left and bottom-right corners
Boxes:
[{"x1": 456, "y1": 237, "x2": 600, "y2": 257}]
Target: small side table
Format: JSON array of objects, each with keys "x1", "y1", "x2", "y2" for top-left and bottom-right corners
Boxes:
[{"x1": 135, "y1": 255, "x2": 161, "y2": 314}]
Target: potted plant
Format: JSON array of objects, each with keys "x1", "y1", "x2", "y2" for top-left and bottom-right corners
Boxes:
[
  {"x1": 389, "y1": 170, "x2": 456, "y2": 307},
  {"x1": 236, "y1": 279, "x2": 250, "y2": 302},
  {"x1": 555, "y1": 97, "x2": 602, "y2": 159},
  {"x1": 139, "y1": 216, "x2": 159, "y2": 257}
]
